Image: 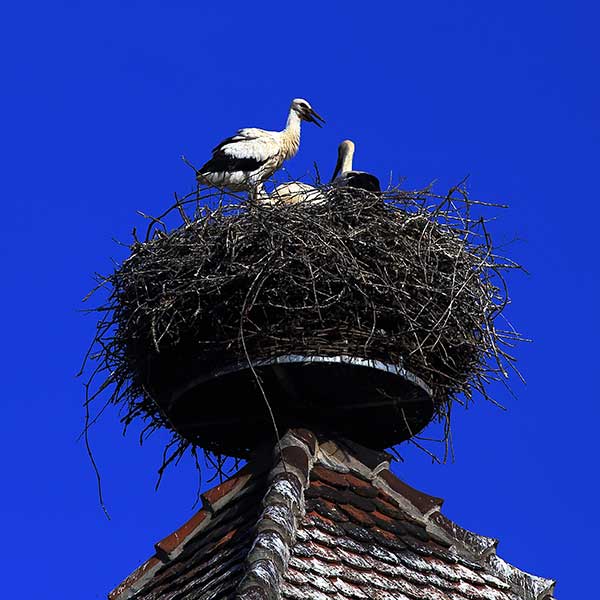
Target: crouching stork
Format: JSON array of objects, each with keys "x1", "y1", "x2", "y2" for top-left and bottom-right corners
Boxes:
[
  {"x1": 331, "y1": 139, "x2": 380, "y2": 192},
  {"x1": 260, "y1": 182, "x2": 326, "y2": 205}
]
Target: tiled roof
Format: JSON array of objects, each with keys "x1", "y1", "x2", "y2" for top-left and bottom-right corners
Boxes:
[{"x1": 109, "y1": 430, "x2": 556, "y2": 600}]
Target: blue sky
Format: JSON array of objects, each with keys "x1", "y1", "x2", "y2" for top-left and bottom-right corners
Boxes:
[{"x1": 1, "y1": 1, "x2": 598, "y2": 598}]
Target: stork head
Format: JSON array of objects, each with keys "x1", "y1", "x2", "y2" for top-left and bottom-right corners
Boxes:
[
  {"x1": 331, "y1": 139, "x2": 355, "y2": 181},
  {"x1": 291, "y1": 98, "x2": 325, "y2": 127}
]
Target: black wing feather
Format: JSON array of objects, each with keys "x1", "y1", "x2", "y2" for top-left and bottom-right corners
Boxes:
[
  {"x1": 199, "y1": 154, "x2": 264, "y2": 174},
  {"x1": 346, "y1": 172, "x2": 381, "y2": 192},
  {"x1": 201, "y1": 131, "x2": 266, "y2": 173}
]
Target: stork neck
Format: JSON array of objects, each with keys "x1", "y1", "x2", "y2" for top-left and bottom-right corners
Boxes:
[
  {"x1": 340, "y1": 145, "x2": 354, "y2": 173},
  {"x1": 282, "y1": 109, "x2": 302, "y2": 158},
  {"x1": 285, "y1": 108, "x2": 302, "y2": 134}
]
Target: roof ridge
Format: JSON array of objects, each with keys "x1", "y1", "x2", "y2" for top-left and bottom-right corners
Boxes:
[
  {"x1": 108, "y1": 460, "x2": 261, "y2": 600},
  {"x1": 314, "y1": 437, "x2": 444, "y2": 518},
  {"x1": 430, "y1": 510, "x2": 556, "y2": 598},
  {"x1": 235, "y1": 430, "x2": 318, "y2": 600},
  {"x1": 428, "y1": 510, "x2": 499, "y2": 558},
  {"x1": 155, "y1": 463, "x2": 255, "y2": 562},
  {"x1": 315, "y1": 435, "x2": 556, "y2": 600},
  {"x1": 426, "y1": 496, "x2": 556, "y2": 599},
  {"x1": 486, "y1": 553, "x2": 556, "y2": 600}
]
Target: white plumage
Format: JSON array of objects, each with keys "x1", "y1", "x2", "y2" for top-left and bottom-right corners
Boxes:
[
  {"x1": 197, "y1": 98, "x2": 324, "y2": 198},
  {"x1": 331, "y1": 139, "x2": 380, "y2": 192},
  {"x1": 259, "y1": 181, "x2": 326, "y2": 206}
]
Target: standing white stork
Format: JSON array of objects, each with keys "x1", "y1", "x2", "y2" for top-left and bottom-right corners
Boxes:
[
  {"x1": 331, "y1": 139, "x2": 381, "y2": 192},
  {"x1": 197, "y1": 98, "x2": 325, "y2": 199}
]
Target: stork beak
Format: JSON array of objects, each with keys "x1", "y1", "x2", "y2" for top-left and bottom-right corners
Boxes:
[
  {"x1": 305, "y1": 108, "x2": 325, "y2": 128},
  {"x1": 331, "y1": 153, "x2": 343, "y2": 182}
]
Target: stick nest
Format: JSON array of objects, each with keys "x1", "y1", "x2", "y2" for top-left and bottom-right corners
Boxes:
[{"x1": 85, "y1": 183, "x2": 523, "y2": 460}]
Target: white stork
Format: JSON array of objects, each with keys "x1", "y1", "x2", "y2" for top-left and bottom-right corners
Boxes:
[
  {"x1": 331, "y1": 139, "x2": 380, "y2": 192},
  {"x1": 197, "y1": 98, "x2": 325, "y2": 199},
  {"x1": 260, "y1": 181, "x2": 326, "y2": 206}
]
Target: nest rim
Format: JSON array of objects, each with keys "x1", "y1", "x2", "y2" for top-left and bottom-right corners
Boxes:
[{"x1": 170, "y1": 353, "x2": 433, "y2": 407}]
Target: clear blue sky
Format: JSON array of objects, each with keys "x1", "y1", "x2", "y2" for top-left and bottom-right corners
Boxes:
[{"x1": 1, "y1": 1, "x2": 598, "y2": 598}]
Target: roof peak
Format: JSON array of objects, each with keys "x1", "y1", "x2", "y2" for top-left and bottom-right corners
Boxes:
[{"x1": 109, "y1": 429, "x2": 556, "y2": 600}]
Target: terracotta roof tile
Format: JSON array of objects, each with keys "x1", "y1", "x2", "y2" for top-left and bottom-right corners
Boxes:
[
  {"x1": 202, "y1": 465, "x2": 254, "y2": 512},
  {"x1": 336, "y1": 439, "x2": 391, "y2": 472},
  {"x1": 345, "y1": 473, "x2": 380, "y2": 498},
  {"x1": 311, "y1": 464, "x2": 349, "y2": 488},
  {"x1": 331, "y1": 576, "x2": 370, "y2": 598},
  {"x1": 310, "y1": 498, "x2": 351, "y2": 523},
  {"x1": 154, "y1": 508, "x2": 210, "y2": 561},
  {"x1": 347, "y1": 493, "x2": 378, "y2": 513},
  {"x1": 339, "y1": 503, "x2": 376, "y2": 526},
  {"x1": 109, "y1": 430, "x2": 556, "y2": 600},
  {"x1": 339, "y1": 520, "x2": 375, "y2": 544},
  {"x1": 280, "y1": 443, "x2": 310, "y2": 475},
  {"x1": 305, "y1": 511, "x2": 344, "y2": 537},
  {"x1": 306, "y1": 481, "x2": 347, "y2": 503},
  {"x1": 108, "y1": 557, "x2": 162, "y2": 600},
  {"x1": 373, "y1": 495, "x2": 405, "y2": 518},
  {"x1": 379, "y1": 469, "x2": 444, "y2": 516}
]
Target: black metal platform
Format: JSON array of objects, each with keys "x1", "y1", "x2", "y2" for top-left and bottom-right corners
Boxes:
[{"x1": 164, "y1": 355, "x2": 434, "y2": 457}]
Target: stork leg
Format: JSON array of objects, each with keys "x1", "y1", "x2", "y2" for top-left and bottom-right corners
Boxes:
[{"x1": 250, "y1": 184, "x2": 270, "y2": 205}]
